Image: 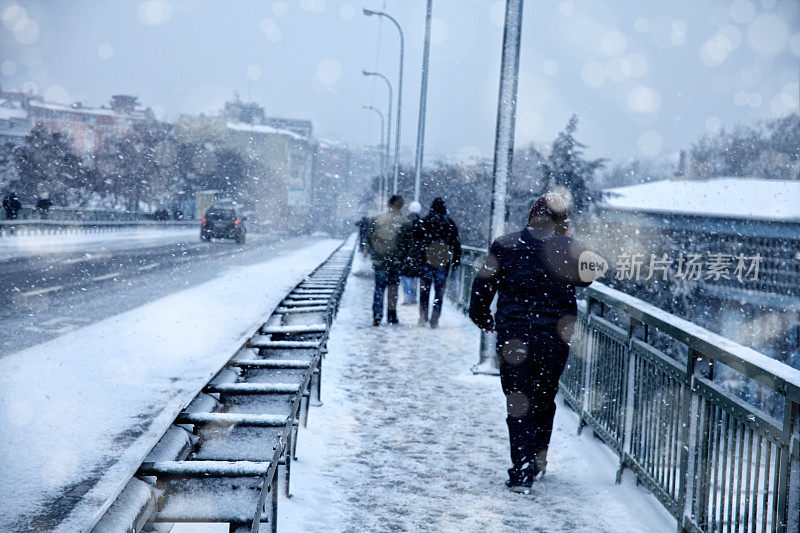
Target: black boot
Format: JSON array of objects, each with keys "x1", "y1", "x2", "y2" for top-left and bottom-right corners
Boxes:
[
  {"x1": 505, "y1": 466, "x2": 535, "y2": 494},
  {"x1": 373, "y1": 316, "x2": 382, "y2": 327},
  {"x1": 387, "y1": 309, "x2": 399, "y2": 324}
]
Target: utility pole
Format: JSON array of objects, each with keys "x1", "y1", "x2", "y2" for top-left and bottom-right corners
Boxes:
[
  {"x1": 363, "y1": 70, "x2": 393, "y2": 203},
  {"x1": 412, "y1": 0, "x2": 433, "y2": 203},
  {"x1": 363, "y1": 9, "x2": 404, "y2": 195},
  {"x1": 472, "y1": 0, "x2": 524, "y2": 375},
  {"x1": 363, "y1": 105, "x2": 386, "y2": 208}
]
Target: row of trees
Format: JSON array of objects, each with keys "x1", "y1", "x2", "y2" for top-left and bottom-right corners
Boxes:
[
  {"x1": 0, "y1": 116, "x2": 264, "y2": 214},
  {"x1": 690, "y1": 112, "x2": 799, "y2": 180},
  {"x1": 390, "y1": 115, "x2": 605, "y2": 247},
  {"x1": 600, "y1": 112, "x2": 800, "y2": 188}
]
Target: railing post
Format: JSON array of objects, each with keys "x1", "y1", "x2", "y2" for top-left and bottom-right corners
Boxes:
[
  {"x1": 678, "y1": 348, "x2": 703, "y2": 533},
  {"x1": 578, "y1": 296, "x2": 603, "y2": 435},
  {"x1": 616, "y1": 316, "x2": 645, "y2": 484},
  {"x1": 780, "y1": 398, "x2": 799, "y2": 532}
]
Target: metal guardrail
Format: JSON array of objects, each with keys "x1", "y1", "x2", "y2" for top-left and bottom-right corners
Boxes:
[
  {"x1": 92, "y1": 238, "x2": 355, "y2": 533},
  {"x1": 449, "y1": 246, "x2": 800, "y2": 533},
  {"x1": 0, "y1": 219, "x2": 198, "y2": 237}
]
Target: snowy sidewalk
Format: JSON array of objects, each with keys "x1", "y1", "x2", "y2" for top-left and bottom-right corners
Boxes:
[{"x1": 280, "y1": 254, "x2": 675, "y2": 532}]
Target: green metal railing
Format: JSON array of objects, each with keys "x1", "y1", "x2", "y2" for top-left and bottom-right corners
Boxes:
[{"x1": 450, "y1": 246, "x2": 800, "y2": 533}]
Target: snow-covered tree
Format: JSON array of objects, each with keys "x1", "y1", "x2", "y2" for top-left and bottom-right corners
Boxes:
[{"x1": 541, "y1": 115, "x2": 606, "y2": 213}]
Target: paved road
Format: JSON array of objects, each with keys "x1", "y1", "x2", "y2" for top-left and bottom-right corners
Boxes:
[{"x1": 0, "y1": 233, "x2": 321, "y2": 355}]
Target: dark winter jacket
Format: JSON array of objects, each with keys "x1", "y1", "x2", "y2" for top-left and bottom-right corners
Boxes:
[
  {"x1": 469, "y1": 226, "x2": 592, "y2": 334},
  {"x1": 398, "y1": 213, "x2": 424, "y2": 276},
  {"x1": 367, "y1": 210, "x2": 407, "y2": 270},
  {"x1": 3, "y1": 194, "x2": 21, "y2": 219},
  {"x1": 419, "y1": 209, "x2": 461, "y2": 269}
]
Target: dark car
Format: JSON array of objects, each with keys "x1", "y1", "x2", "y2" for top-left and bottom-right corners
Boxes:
[{"x1": 201, "y1": 207, "x2": 246, "y2": 243}]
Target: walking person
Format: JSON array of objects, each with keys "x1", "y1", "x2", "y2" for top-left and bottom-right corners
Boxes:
[
  {"x1": 367, "y1": 195, "x2": 407, "y2": 326},
  {"x1": 399, "y1": 201, "x2": 424, "y2": 305},
  {"x1": 468, "y1": 193, "x2": 599, "y2": 494},
  {"x1": 418, "y1": 197, "x2": 461, "y2": 329},
  {"x1": 3, "y1": 191, "x2": 21, "y2": 220}
]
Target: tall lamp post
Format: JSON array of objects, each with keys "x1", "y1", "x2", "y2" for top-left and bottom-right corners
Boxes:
[
  {"x1": 363, "y1": 8, "x2": 404, "y2": 196},
  {"x1": 412, "y1": 0, "x2": 433, "y2": 203},
  {"x1": 473, "y1": 0, "x2": 524, "y2": 375},
  {"x1": 363, "y1": 105, "x2": 386, "y2": 207},
  {"x1": 362, "y1": 70, "x2": 393, "y2": 202}
]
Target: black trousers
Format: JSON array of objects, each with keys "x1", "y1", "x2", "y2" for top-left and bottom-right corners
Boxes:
[{"x1": 498, "y1": 326, "x2": 570, "y2": 472}]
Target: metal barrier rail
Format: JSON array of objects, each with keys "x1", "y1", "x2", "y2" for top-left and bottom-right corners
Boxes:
[
  {"x1": 0, "y1": 220, "x2": 198, "y2": 237},
  {"x1": 92, "y1": 238, "x2": 355, "y2": 533},
  {"x1": 449, "y1": 246, "x2": 800, "y2": 533},
  {"x1": 7, "y1": 205, "x2": 164, "y2": 222}
]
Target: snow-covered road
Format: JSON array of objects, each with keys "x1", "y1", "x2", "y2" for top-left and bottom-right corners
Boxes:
[
  {"x1": 279, "y1": 253, "x2": 676, "y2": 532},
  {"x1": 0, "y1": 238, "x2": 343, "y2": 532}
]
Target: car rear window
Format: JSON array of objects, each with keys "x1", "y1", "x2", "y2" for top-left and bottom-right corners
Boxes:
[{"x1": 205, "y1": 209, "x2": 235, "y2": 219}]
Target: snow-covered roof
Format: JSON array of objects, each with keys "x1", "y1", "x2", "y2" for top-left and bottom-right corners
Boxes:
[
  {"x1": 602, "y1": 177, "x2": 800, "y2": 222},
  {"x1": 29, "y1": 100, "x2": 146, "y2": 119},
  {"x1": 0, "y1": 106, "x2": 27, "y2": 120},
  {"x1": 226, "y1": 121, "x2": 306, "y2": 141}
]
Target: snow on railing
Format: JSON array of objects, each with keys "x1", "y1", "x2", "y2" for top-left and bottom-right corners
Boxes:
[
  {"x1": 0, "y1": 219, "x2": 198, "y2": 238},
  {"x1": 450, "y1": 247, "x2": 800, "y2": 533}
]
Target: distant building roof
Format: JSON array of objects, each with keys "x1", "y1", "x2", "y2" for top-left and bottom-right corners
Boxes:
[
  {"x1": 602, "y1": 177, "x2": 800, "y2": 222},
  {"x1": 0, "y1": 104, "x2": 27, "y2": 121},
  {"x1": 29, "y1": 100, "x2": 147, "y2": 119},
  {"x1": 226, "y1": 121, "x2": 306, "y2": 141}
]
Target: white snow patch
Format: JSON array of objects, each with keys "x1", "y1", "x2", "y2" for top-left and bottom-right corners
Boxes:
[
  {"x1": 0, "y1": 228, "x2": 200, "y2": 260},
  {"x1": 0, "y1": 239, "x2": 342, "y2": 532},
  {"x1": 602, "y1": 177, "x2": 800, "y2": 221}
]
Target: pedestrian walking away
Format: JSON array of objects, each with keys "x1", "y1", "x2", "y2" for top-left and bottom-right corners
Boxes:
[
  {"x1": 399, "y1": 201, "x2": 424, "y2": 305},
  {"x1": 468, "y1": 192, "x2": 601, "y2": 494},
  {"x1": 3, "y1": 191, "x2": 22, "y2": 220},
  {"x1": 366, "y1": 195, "x2": 408, "y2": 326},
  {"x1": 418, "y1": 197, "x2": 461, "y2": 329},
  {"x1": 356, "y1": 214, "x2": 373, "y2": 256}
]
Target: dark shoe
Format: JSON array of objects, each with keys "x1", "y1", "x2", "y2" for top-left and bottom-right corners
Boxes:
[
  {"x1": 387, "y1": 310, "x2": 399, "y2": 324},
  {"x1": 373, "y1": 317, "x2": 381, "y2": 327},
  {"x1": 429, "y1": 318, "x2": 439, "y2": 329},
  {"x1": 506, "y1": 466, "x2": 535, "y2": 493}
]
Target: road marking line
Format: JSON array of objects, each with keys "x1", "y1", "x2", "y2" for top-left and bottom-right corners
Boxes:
[
  {"x1": 92, "y1": 272, "x2": 121, "y2": 282},
  {"x1": 138, "y1": 262, "x2": 160, "y2": 271},
  {"x1": 20, "y1": 285, "x2": 63, "y2": 297}
]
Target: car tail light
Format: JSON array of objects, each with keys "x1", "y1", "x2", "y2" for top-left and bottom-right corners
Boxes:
[
  {"x1": 234, "y1": 219, "x2": 240, "y2": 225},
  {"x1": 201, "y1": 217, "x2": 207, "y2": 223}
]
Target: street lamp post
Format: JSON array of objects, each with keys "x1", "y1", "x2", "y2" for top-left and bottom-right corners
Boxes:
[
  {"x1": 473, "y1": 0, "x2": 525, "y2": 375},
  {"x1": 363, "y1": 105, "x2": 386, "y2": 207},
  {"x1": 362, "y1": 70, "x2": 393, "y2": 202},
  {"x1": 363, "y1": 8, "x2": 404, "y2": 196},
  {"x1": 412, "y1": 0, "x2": 433, "y2": 203}
]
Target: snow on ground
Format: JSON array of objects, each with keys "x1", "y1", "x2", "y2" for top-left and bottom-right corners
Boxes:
[
  {"x1": 278, "y1": 253, "x2": 676, "y2": 533},
  {"x1": 0, "y1": 227, "x2": 200, "y2": 260},
  {"x1": 0, "y1": 238, "x2": 342, "y2": 532}
]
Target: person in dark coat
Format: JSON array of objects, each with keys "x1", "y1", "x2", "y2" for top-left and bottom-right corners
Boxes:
[
  {"x1": 3, "y1": 192, "x2": 21, "y2": 220},
  {"x1": 399, "y1": 201, "x2": 423, "y2": 304},
  {"x1": 367, "y1": 195, "x2": 407, "y2": 325},
  {"x1": 357, "y1": 215, "x2": 373, "y2": 256},
  {"x1": 469, "y1": 192, "x2": 599, "y2": 493},
  {"x1": 418, "y1": 197, "x2": 461, "y2": 328},
  {"x1": 35, "y1": 195, "x2": 52, "y2": 219}
]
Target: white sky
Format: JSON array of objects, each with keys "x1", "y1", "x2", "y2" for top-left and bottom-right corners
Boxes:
[{"x1": 1, "y1": 0, "x2": 798, "y2": 165}]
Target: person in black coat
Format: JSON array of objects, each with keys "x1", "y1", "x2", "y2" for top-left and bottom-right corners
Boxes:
[
  {"x1": 398, "y1": 201, "x2": 424, "y2": 304},
  {"x1": 3, "y1": 192, "x2": 21, "y2": 220},
  {"x1": 469, "y1": 192, "x2": 598, "y2": 493},
  {"x1": 418, "y1": 197, "x2": 461, "y2": 328}
]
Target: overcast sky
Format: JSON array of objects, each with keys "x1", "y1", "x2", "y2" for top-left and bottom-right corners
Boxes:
[{"x1": 1, "y1": 0, "x2": 798, "y2": 165}]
